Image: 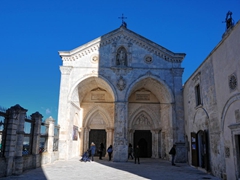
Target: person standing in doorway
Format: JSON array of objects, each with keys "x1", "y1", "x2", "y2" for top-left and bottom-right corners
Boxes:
[
  {"x1": 99, "y1": 142, "x2": 104, "y2": 160},
  {"x1": 107, "y1": 145, "x2": 113, "y2": 161},
  {"x1": 128, "y1": 143, "x2": 134, "y2": 159},
  {"x1": 89, "y1": 142, "x2": 96, "y2": 161},
  {"x1": 134, "y1": 145, "x2": 140, "y2": 164},
  {"x1": 169, "y1": 144, "x2": 176, "y2": 166}
]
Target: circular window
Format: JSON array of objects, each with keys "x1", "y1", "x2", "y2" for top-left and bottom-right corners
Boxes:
[
  {"x1": 229, "y1": 74, "x2": 237, "y2": 90},
  {"x1": 144, "y1": 55, "x2": 153, "y2": 64}
]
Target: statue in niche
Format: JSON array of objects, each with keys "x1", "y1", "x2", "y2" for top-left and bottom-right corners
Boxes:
[{"x1": 116, "y1": 47, "x2": 127, "y2": 66}]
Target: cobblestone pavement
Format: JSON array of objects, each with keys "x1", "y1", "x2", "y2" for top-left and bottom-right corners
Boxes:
[{"x1": 1, "y1": 157, "x2": 220, "y2": 180}]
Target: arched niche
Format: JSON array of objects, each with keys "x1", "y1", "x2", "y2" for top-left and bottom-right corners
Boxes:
[{"x1": 116, "y1": 46, "x2": 127, "y2": 66}]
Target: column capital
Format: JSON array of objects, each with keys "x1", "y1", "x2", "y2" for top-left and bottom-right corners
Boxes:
[
  {"x1": 128, "y1": 129, "x2": 134, "y2": 133},
  {"x1": 7, "y1": 104, "x2": 27, "y2": 119},
  {"x1": 31, "y1": 111, "x2": 43, "y2": 121},
  {"x1": 106, "y1": 128, "x2": 114, "y2": 132},
  {"x1": 60, "y1": 66, "x2": 72, "y2": 75},
  {"x1": 151, "y1": 128, "x2": 161, "y2": 134}
]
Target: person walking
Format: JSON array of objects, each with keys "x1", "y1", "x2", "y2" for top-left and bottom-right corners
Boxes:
[
  {"x1": 107, "y1": 145, "x2": 113, "y2": 161},
  {"x1": 128, "y1": 143, "x2": 134, "y2": 159},
  {"x1": 99, "y1": 142, "x2": 104, "y2": 160},
  {"x1": 89, "y1": 142, "x2": 96, "y2": 161},
  {"x1": 169, "y1": 144, "x2": 176, "y2": 166},
  {"x1": 134, "y1": 145, "x2": 140, "y2": 164}
]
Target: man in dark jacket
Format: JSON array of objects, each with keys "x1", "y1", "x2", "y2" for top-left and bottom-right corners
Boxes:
[
  {"x1": 169, "y1": 144, "x2": 176, "y2": 166},
  {"x1": 99, "y1": 142, "x2": 104, "y2": 160},
  {"x1": 134, "y1": 145, "x2": 140, "y2": 164}
]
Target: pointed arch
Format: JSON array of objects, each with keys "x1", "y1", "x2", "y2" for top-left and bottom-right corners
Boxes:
[
  {"x1": 83, "y1": 105, "x2": 114, "y2": 128},
  {"x1": 129, "y1": 106, "x2": 159, "y2": 129}
]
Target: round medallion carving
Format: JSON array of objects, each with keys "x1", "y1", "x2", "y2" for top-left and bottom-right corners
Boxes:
[
  {"x1": 91, "y1": 55, "x2": 99, "y2": 64},
  {"x1": 229, "y1": 74, "x2": 237, "y2": 90},
  {"x1": 144, "y1": 55, "x2": 153, "y2": 64}
]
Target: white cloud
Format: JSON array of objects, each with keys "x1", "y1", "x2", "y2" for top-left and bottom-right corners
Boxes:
[{"x1": 45, "y1": 108, "x2": 51, "y2": 115}]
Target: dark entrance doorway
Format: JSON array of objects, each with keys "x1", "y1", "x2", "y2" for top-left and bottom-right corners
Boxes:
[
  {"x1": 235, "y1": 135, "x2": 240, "y2": 179},
  {"x1": 89, "y1": 129, "x2": 106, "y2": 156},
  {"x1": 191, "y1": 130, "x2": 209, "y2": 171},
  {"x1": 134, "y1": 130, "x2": 152, "y2": 157}
]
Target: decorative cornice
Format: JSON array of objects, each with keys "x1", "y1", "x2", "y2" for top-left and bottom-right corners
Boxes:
[
  {"x1": 59, "y1": 43, "x2": 100, "y2": 62},
  {"x1": 102, "y1": 32, "x2": 185, "y2": 63},
  {"x1": 59, "y1": 28, "x2": 185, "y2": 63}
]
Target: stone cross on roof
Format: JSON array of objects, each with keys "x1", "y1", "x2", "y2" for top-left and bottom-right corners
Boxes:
[{"x1": 118, "y1": 13, "x2": 127, "y2": 28}]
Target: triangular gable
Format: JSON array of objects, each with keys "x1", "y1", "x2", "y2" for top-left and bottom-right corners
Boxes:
[{"x1": 59, "y1": 25, "x2": 185, "y2": 63}]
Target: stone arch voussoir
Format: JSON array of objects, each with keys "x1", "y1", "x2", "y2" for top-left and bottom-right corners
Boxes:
[
  {"x1": 125, "y1": 74, "x2": 174, "y2": 103},
  {"x1": 68, "y1": 74, "x2": 117, "y2": 104}
]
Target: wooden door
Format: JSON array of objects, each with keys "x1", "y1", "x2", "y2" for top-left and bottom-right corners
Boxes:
[{"x1": 191, "y1": 132, "x2": 198, "y2": 166}]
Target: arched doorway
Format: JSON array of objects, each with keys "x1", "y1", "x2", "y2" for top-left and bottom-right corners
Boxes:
[
  {"x1": 89, "y1": 129, "x2": 106, "y2": 156},
  {"x1": 127, "y1": 76, "x2": 175, "y2": 159},
  {"x1": 78, "y1": 77, "x2": 115, "y2": 155},
  {"x1": 134, "y1": 130, "x2": 152, "y2": 157}
]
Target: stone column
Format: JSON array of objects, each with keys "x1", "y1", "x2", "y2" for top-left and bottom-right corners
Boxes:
[
  {"x1": 128, "y1": 129, "x2": 134, "y2": 145},
  {"x1": 46, "y1": 117, "x2": 55, "y2": 153},
  {"x1": 5, "y1": 105, "x2": 27, "y2": 176},
  {"x1": 44, "y1": 117, "x2": 55, "y2": 164},
  {"x1": 58, "y1": 66, "x2": 72, "y2": 160},
  {"x1": 31, "y1": 112, "x2": 43, "y2": 168},
  {"x1": 83, "y1": 127, "x2": 90, "y2": 152},
  {"x1": 113, "y1": 102, "x2": 128, "y2": 162},
  {"x1": 151, "y1": 129, "x2": 160, "y2": 158},
  {"x1": 171, "y1": 68, "x2": 187, "y2": 162},
  {"x1": 106, "y1": 128, "x2": 114, "y2": 148},
  {"x1": 79, "y1": 127, "x2": 84, "y2": 156}
]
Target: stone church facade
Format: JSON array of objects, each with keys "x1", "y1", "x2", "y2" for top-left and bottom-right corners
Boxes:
[
  {"x1": 184, "y1": 20, "x2": 240, "y2": 179},
  {"x1": 58, "y1": 24, "x2": 187, "y2": 162}
]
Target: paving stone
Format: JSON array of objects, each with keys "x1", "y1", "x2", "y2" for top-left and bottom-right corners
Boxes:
[{"x1": 1, "y1": 157, "x2": 220, "y2": 180}]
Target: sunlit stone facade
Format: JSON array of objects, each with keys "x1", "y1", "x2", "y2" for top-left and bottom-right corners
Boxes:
[{"x1": 58, "y1": 24, "x2": 186, "y2": 162}]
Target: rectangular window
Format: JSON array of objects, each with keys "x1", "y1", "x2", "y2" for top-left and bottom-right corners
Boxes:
[{"x1": 195, "y1": 84, "x2": 201, "y2": 106}]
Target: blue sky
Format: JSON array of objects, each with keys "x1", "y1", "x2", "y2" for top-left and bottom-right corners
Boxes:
[{"x1": 0, "y1": 0, "x2": 239, "y2": 122}]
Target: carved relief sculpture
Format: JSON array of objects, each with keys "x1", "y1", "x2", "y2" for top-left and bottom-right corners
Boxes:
[
  {"x1": 117, "y1": 76, "x2": 126, "y2": 91},
  {"x1": 135, "y1": 114, "x2": 151, "y2": 125}
]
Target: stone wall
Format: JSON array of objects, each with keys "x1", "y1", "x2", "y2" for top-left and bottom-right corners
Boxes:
[
  {"x1": 184, "y1": 21, "x2": 240, "y2": 179},
  {"x1": 0, "y1": 105, "x2": 60, "y2": 178}
]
